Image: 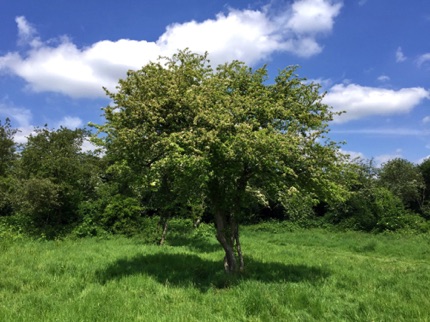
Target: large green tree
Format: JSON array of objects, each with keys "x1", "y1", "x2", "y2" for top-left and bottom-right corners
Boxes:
[
  {"x1": 378, "y1": 158, "x2": 425, "y2": 211},
  {"x1": 16, "y1": 126, "x2": 100, "y2": 229},
  {"x1": 96, "y1": 50, "x2": 347, "y2": 273},
  {"x1": 0, "y1": 118, "x2": 17, "y2": 177},
  {"x1": 0, "y1": 118, "x2": 18, "y2": 216}
]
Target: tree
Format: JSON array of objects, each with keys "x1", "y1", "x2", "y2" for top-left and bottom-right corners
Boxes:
[
  {"x1": 417, "y1": 158, "x2": 430, "y2": 218},
  {"x1": 95, "y1": 50, "x2": 347, "y2": 273},
  {"x1": 0, "y1": 118, "x2": 17, "y2": 177},
  {"x1": 378, "y1": 158, "x2": 425, "y2": 211},
  {"x1": 326, "y1": 158, "x2": 380, "y2": 231},
  {"x1": 16, "y1": 126, "x2": 100, "y2": 229},
  {"x1": 0, "y1": 118, "x2": 18, "y2": 216},
  {"x1": 419, "y1": 158, "x2": 430, "y2": 200}
]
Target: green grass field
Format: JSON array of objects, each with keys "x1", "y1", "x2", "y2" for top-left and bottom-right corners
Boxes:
[{"x1": 1, "y1": 222, "x2": 430, "y2": 321}]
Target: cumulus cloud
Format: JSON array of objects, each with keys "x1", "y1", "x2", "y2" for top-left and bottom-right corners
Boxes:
[
  {"x1": 396, "y1": 47, "x2": 406, "y2": 62},
  {"x1": 286, "y1": 0, "x2": 342, "y2": 34},
  {"x1": 323, "y1": 84, "x2": 429, "y2": 123},
  {"x1": 0, "y1": 1, "x2": 343, "y2": 98}
]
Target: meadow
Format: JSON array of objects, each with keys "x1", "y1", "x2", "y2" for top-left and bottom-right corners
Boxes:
[{"x1": 1, "y1": 221, "x2": 430, "y2": 321}]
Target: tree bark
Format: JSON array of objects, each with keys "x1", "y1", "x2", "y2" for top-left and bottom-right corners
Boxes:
[
  {"x1": 158, "y1": 215, "x2": 169, "y2": 246},
  {"x1": 234, "y1": 222, "x2": 244, "y2": 272},
  {"x1": 214, "y1": 210, "x2": 237, "y2": 273}
]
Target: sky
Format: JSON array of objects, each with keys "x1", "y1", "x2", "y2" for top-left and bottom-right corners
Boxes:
[{"x1": 0, "y1": 0, "x2": 429, "y2": 165}]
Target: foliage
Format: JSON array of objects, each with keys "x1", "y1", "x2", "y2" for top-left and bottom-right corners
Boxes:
[
  {"x1": 14, "y1": 177, "x2": 62, "y2": 226},
  {"x1": 0, "y1": 119, "x2": 18, "y2": 217},
  {"x1": 95, "y1": 50, "x2": 348, "y2": 272},
  {"x1": 418, "y1": 157, "x2": 430, "y2": 218},
  {"x1": 0, "y1": 176, "x2": 14, "y2": 216},
  {"x1": 14, "y1": 126, "x2": 101, "y2": 231},
  {"x1": 325, "y1": 157, "x2": 430, "y2": 233},
  {"x1": 373, "y1": 187, "x2": 412, "y2": 231},
  {"x1": 378, "y1": 158, "x2": 425, "y2": 211},
  {"x1": 0, "y1": 118, "x2": 17, "y2": 177},
  {"x1": 100, "y1": 195, "x2": 142, "y2": 235}
]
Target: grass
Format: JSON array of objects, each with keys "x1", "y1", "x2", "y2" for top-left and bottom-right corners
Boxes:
[{"x1": 1, "y1": 222, "x2": 430, "y2": 321}]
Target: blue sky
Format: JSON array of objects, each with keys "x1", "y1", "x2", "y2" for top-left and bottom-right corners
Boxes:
[{"x1": 0, "y1": 0, "x2": 429, "y2": 164}]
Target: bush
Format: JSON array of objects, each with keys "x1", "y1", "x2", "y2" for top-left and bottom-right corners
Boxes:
[
  {"x1": 0, "y1": 217, "x2": 24, "y2": 241},
  {"x1": 100, "y1": 195, "x2": 143, "y2": 235},
  {"x1": 325, "y1": 187, "x2": 425, "y2": 232},
  {"x1": 373, "y1": 187, "x2": 410, "y2": 232},
  {"x1": 14, "y1": 178, "x2": 62, "y2": 227},
  {"x1": 0, "y1": 176, "x2": 14, "y2": 217},
  {"x1": 325, "y1": 189, "x2": 377, "y2": 231}
]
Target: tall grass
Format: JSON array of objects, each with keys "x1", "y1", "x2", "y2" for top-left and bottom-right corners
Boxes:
[{"x1": 1, "y1": 222, "x2": 429, "y2": 321}]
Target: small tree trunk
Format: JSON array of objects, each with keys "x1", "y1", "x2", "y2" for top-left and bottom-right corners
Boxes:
[
  {"x1": 158, "y1": 215, "x2": 169, "y2": 246},
  {"x1": 193, "y1": 217, "x2": 201, "y2": 228},
  {"x1": 234, "y1": 223, "x2": 244, "y2": 272}
]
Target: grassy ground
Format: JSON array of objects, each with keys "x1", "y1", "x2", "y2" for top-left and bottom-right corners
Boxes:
[{"x1": 1, "y1": 222, "x2": 430, "y2": 321}]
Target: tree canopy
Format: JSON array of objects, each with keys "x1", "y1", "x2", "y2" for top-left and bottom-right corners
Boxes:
[
  {"x1": 0, "y1": 118, "x2": 17, "y2": 177},
  {"x1": 95, "y1": 50, "x2": 347, "y2": 272},
  {"x1": 16, "y1": 126, "x2": 100, "y2": 229}
]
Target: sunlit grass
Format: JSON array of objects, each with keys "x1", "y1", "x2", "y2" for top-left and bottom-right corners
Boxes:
[{"x1": 1, "y1": 223, "x2": 429, "y2": 321}]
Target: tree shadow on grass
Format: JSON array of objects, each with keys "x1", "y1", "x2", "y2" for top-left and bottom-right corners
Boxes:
[
  {"x1": 96, "y1": 253, "x2": 330, "y2": 292},
  {"x1": 166, "y1": 235, "x2": 220, "y2": 253}
]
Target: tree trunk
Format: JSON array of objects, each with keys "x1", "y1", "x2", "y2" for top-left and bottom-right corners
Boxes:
[
  {"x1": 193, "y1": 217, "x2": 202, "y2": 228},
  {"x1": 234, "y1": 223, "x2": 244, "y2": 272},
  {"x1": 158, "y1": 215, "x2": 169, "y2": 246},
  {"x1": 214, "y1": 210, "x2": 241, "y2": 273}
]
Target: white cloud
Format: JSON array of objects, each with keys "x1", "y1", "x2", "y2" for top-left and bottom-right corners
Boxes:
[
  {"x1": 0, "y1": 1, "x2": 343, "y2": 98},
  {"x1": 286, "y1": 0, "x2": 342, "y2": 34},
  {"x1": 0, "y1": 102, "x2": 34, "y2": 144},
  {"x1": 375, "y1": 152, "x2": 403, "y2": 166},
  {"x1": 0, "y1": 102, "x2": 96, "y2": 146},
  {"x1": 377, "y1": 75, "x2": 390, "y2": 82},
  {"x1": 396, "y1": 47, "x2": 406, "y2": 62},
  {"x1": 56, "y1": 116, "x2": 83, "y2": 129},
  {"x1": 305, "y1": 77, "x2": 333, "y2": 90},
  {"x1": 0, "y1": 104, "x2": 32, "y2": 128},
  {"x1": 81, "y1": 139, "x2": 99, "y2": 153},
  {"x1": 340, "y1": 149, "x2": 365, "y2": 160},
  {"x1": 339, "y1": 148, "x2": 404, "y2": 167},
  {"x1": 332, "y1": 128, "x2": 430, "y2": 136},
  {"x1": 417, "y1": 53, "x2": 430, "y2": 67},
  {"x1": 323, "y1": 84, "x2": 429, "y2": 123},
  {"x1": 0, "y1": 39, "x2": 153, "y2": 98},
  {"x1": 157, "y1": 9, "x2": 281, "y2": 64},
  {"x1": 15, "y1": 16, "x2": 42, "y2": 47},
  {"x1": 423, "y1": 116, "x2": 430, "y2": 124}
]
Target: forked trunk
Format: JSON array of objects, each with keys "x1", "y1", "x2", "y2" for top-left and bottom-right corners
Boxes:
[{"x1": 214, "y1": 210, "x2": 243, "y2": 273}]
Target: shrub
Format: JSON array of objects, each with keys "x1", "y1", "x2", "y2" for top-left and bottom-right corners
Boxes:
[{"x1": 100, "y1": 195, "x2": 143, "y2": 235}]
